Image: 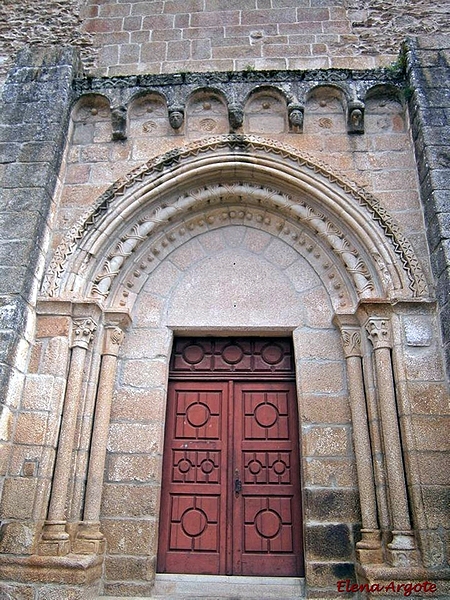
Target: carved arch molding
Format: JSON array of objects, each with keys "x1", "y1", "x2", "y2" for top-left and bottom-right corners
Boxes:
[{"x1": 43, "y1": 135, "x2": 430, "y2": 309}]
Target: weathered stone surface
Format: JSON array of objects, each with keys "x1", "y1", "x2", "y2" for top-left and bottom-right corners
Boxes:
[
  {"x1": 101, "y1": 483, "x2": 159, "y2": 517},
  {"x1": 305, "y1": 488, "x2": 361, "y2": 521},
  {"x1": 104, "y1": 555, "x2": 153, "y2": 582},
  {"x1": 303, "y1": 425, "x2": 350, "y2": 457},
  {"x1": 306, "y1": 561, "x2": 355, "y2": 589},
  {"x1": 107, "y1": 422, "x2": 164, "y2": 454},
  {"x1": 305, "y1": 524, "x2": 353, "y2": 560},
  {"x1": 101, "y1": 519, "x2": 157, "y2": 555},
  {"x1": 0, "y1": 583, "x2": 35, "y2": 600},
  {"x1": 0, "y1": 478, "x2": 37, "y2": 519},
  {"x1": 106, "y1": 454, "x2": 162, "y2": 483},
  {"x1": 303, "y1": 457, "x2": 357, "y2": 487},
  {"x1": 0, "y1": 522, "x2": 36, "y2": 555},
  {"x1": 300, "y1": 394, "x2": 351, "y2": 424}
]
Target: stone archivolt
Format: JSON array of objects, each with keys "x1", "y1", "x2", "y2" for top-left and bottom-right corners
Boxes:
[
  {"x1": 90, "y1": 184, "x2": 375, "y2": 308},
  {"x1": 42, "y1": 135, "x2": 429, "y2": 307}
]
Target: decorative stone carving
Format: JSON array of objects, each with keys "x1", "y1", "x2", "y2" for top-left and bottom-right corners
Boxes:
[
  {"x1": 341, "y1": 328, "x2": 362, "y2": 358},
  {"x1": 72, "y1": 317, "x2": 97, "y2": 349},
  {"x1": 72, "y1": 67, "x2": 404, "y2": 97},
  {"x1": 42, "y1": 136, "x2": 428, "y2": 300},
  {"x1": 366, "y1": 317, "x2": 391, "y2": 349},
  {"x1": 288, "y1": 103, "x2": 304, "y2": 132},
  {"x1": 228, "y1": 102, "x2": 244, "y2": 130},
  {"x1": 347, "y1": 102, "x2": 365, "y2": 134},
  {"x1": 103, "y1": 324, "x2": 125, "y2": 356},
  {"x1": 168, "y1": 105, "x2": 185, "y2": 129},
  {"x1": 89, "y1": 182, "x2": 373, "y2": 301},
  {"x1": 111, "y1": 105, "x2": 127, "y2": 140}
]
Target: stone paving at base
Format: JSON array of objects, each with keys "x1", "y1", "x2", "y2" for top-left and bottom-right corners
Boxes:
[{"x1": 98, "y1": 574, "x2": 306, "y2": 599}]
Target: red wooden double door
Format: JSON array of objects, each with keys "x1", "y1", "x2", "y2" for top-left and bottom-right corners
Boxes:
[{"x1": 157, "y1": 338, "x2": 304, "y2": 577}]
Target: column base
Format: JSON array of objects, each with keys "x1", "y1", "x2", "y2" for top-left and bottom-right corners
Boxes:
[
  {"x1": 386, "y1": 531, "x2": 419, "y2": 567},
  {"x1": 73, "y1": 521, "x2": 106, "y2": 555},
  {"x1": 356, "y1": 529, "x2": 383, "y2": 564},
  {"x1": 38, "y1": 520, "x2": 70, "y2": 556}
]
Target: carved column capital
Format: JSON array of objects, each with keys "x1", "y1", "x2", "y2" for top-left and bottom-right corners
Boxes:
[
  {"x1": 103, "y1": 325, "x2": 125, "y2": 357},
  {"x1": 341, "y1": 326, "x2": 362, "y2": 358},
  {"x1": 365, "y1": 317, "x2": 392, "y2": 350},
  {"x1": 71, "y1": 317, "x2": 97, "y2": 349}
]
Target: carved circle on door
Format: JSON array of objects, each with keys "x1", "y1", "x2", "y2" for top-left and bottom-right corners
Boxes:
[
  {"x1": 177, "y1": 458, "x2": 192, "y2": 473},
  {"x1": 183, "y1": 343, "x2": 205, "y2": 364},
  {"x1": 186, "y1": 402, "x2": 210, "y2": 427},
  {"x1": 222, "y1": 343, "x2": 244, "y2": 364},
  {"x1": 181, "y1": 508, "x2": 207, "y2": 538},
  {"x1": 248, "y1": 459, "x2": 263, "y2": 475},
  {"x1": 254, "y1": 402, "x2": 278, "y2": 428},
  {"x1": 255, "y1": 509, "x2": 282, "y2": 539},
  {"x1": 200, "y1": 458, "x2": 215, "y2": 474},
  {"x1": 272, "y1": 459, "x2": 287, "y2": 475},
  {"x1": 261, "y1": 343, "x2": 284, "y2": 365}
]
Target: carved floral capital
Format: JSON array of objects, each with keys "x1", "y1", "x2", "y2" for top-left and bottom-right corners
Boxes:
[
  {"x1": 366, "y1": 317, "x2": 392, "y2": 350},
  {"x1": 72, "y1": 318, "x2": 97, "y2": 349},
  {"x1": 103, "y1": 325, "x2": 126, "y2": 356},
  {"x1": 341, "y1": 327, "x2": 362, "y2": 358}
]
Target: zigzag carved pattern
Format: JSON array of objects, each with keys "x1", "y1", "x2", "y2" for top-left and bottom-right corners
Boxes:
[{"x1": 41, "y1": 135, "x2": 428, "y2": 298}]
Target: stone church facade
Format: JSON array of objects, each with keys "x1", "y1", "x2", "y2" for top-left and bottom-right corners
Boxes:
[{"x1": 0, "y1": 2, "x2": 449, "y2": 599}]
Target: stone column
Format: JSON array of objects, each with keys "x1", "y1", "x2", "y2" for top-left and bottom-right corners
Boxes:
[
  {"x1": 365, "y1": 317, "x2": 418, "y2": 566},
  {"x1": 75, "y1": 313, "x2": 129, "y2": 554},
  {"x1": 39, "y1": 317, "x2": 97, "y2": 556},
  {"x1": 340, "y1": 325, "x2": 382, "y2": 564}
]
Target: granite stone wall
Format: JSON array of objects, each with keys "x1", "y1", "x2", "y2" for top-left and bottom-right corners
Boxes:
[
  {"x1": 0, "y1": 2, "x2": 449, "y2": 599},
  {"x1": 1, "y1": 0, "x2": 450, "y2": 84},
  {"x1": 0, "y1": 47, "x2": 78, "y2": 512},
  {"x1": 406, "y1": 35, "x2": 450, "y2": 375}
]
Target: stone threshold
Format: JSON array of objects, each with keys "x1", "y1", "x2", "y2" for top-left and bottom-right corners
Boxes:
[{"x1": 100, "y1": 573, "x2": 306, "y2": 599}]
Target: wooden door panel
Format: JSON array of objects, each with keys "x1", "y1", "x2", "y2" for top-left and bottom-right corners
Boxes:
[
  {"x1": 158, "y1": 342, "x2": 304, "y2": 577},
  {"x1": 158, "y1": 382, "x2": 228, "y2": 574},
  {"x1": 243, "y1": 390, "x2": 290, "y2": 440},
  {"x1": 243, "y1": 451, "x2": 292, "y2": 485},
  {"x1": 234, "y1": 382, "x2": 303, "y2": 576}
]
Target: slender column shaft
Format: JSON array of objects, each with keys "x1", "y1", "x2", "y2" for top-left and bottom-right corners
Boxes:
[
  {"x1": 346, "y1": 357, "x2": 378, "y2": 529},
  {"x1": 76, "y1": 320, "x2": 127, "y2": 551},
  {"x1": 40, "y1": 318, "x2": 96, "y2": 553},
  {"x1": 84, "y1": 334, "x2": 122, "y2": 522},
  {"x1": 47, "y1": 345, "x2": 88, "y2": 523},
  {"x1": 366, "y1": 317, "x2": 418, "y2": 564},
  {"x1": 340, "y1": 326, "x2": 381, "y2": 562},
  {"x1": 372, "y1": 344, "x2": 411, "y2": 531}
]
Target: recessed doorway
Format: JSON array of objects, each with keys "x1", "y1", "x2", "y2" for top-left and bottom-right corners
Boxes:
[{"x1": 157, "y1": 337, "x2": 304, "y2": 577}]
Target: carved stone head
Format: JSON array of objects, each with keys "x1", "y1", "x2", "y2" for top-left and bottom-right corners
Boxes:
[
  {"x1": 347, "y1": 103, "x2": 365, "y2": 134},
  {"x1": 228, "y1": 103, "x2": 244, "y2": 130},
  {"x1": 168, "y1": 106, "x2": 185, "y2": 130},
  {"x1": 288, "y1": 104, "x2": 304, "y2": 132},
  {"x1": 111, "y1": 105, "x2": 127, "y2": 140}
]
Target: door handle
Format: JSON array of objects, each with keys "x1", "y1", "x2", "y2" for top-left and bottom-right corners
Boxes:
[{"x1": 234, "y1": 469, "x2": 242, "y2": 495}]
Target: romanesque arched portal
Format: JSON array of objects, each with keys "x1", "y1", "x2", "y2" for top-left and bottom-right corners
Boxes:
[{"x1": 3, "y1": 136, "x2": 445, "y2": 598}]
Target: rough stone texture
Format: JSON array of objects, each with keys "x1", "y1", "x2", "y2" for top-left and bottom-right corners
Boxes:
[
  {"x1": 0, "y1": 47, "x2": 78, "y2": 533},
  {"x1": 0, "y1": 4, "x2": 449, "y2": 599},
  {"x1": 0, "y1": 0, "x2": 95, "y2": 86},
  {"x1": 406, "y1": 36, "x2": 450, "y2": 375},
  {"x1": 2, "y1": 1, "x2": 450, "y2": 83}
]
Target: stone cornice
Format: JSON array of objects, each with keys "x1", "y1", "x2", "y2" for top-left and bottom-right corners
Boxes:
[{"x1": 72, "y1": 66, "x2": 405, "y2": 95}]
